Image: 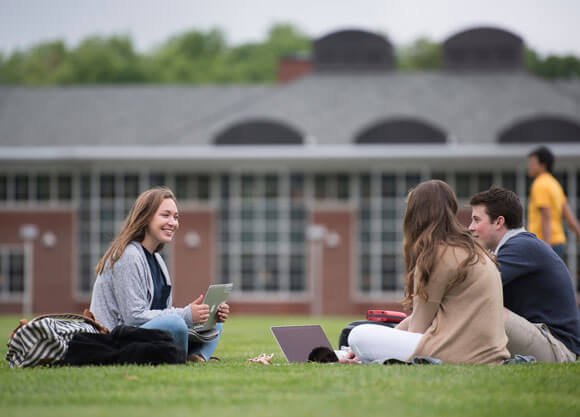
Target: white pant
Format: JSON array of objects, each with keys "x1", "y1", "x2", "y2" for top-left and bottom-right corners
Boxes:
[{"x1": 348, "y1": 324, "x2": 423, "y2": 364}]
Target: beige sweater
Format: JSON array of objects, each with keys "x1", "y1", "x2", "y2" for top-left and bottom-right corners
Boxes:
[{"x1": 397, "y1": 246, "x2": 509, "y2": 365}]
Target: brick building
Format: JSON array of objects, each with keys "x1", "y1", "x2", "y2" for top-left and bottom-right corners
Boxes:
[{"x1": 1, "y1": 26, "x2": 579, "y2": 315}]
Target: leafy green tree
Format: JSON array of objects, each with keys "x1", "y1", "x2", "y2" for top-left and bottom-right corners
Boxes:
[
  {"x1": 0, "y1": 40, "x2": 73, "y2": 84},
  {"x1": 3, "y1": 24, "x2": 579, "y2": 84},
  {"x1": 525, "y1": 48, "x2": 580, "y2": 79},
  {"x1": 397, "y1": 37, "x2": 442, "y2": 71},
  {"x1": 220, "y1": 23, "x2": 310, "y2": 83},
  {"x1": 145, "y1": 23, "x2": 310, "y2": 84},
  {"x1": 145, "y1": 28, "x2": 228, "y2": 83},
  {"x1": 69, "y1": 35, "x2": 145, "y2": 83},
  {"x1": 0, "y1": 36, "x2": 145, "y2": 84}
]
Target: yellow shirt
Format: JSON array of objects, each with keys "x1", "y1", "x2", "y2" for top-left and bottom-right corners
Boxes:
[{"x1": 528, "y1": 172, "x2": 567, "y2": 245}]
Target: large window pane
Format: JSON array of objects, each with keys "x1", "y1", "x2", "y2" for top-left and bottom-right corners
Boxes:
[
  {"x1": 381, "y1": 175, "x2": 396, "y2": 198},
  {"x1": 501, "y1": 172, "x2": 517, "y2": 193},
  {"x1": 198, "y1": 175, "x2": 210, "y2": 200},
  {"x1": 241, "y1": 175, "x2": 255, "y2": 199},
  {"x1": 359, "y1": 174, "x2": 371, "y2": 200},
  {"x1": 290, "y1": 254, "x2": 305, "y2": 291},
  {"x1": 220, "y1": 253, "x2": 230, "y2": 285},
  {"x1": 57, "y1": 174, "x2": 72, "y2": 201},
  {"x1": 124, "y1": 174, "x2": 140, "y2": 199},
  {"x1": 100, "y1": 174, "x2": 115, "y2": 199},
  {"x1": 264, "y1": 175, "x2": 278, "y2": 198},
  {"x1": 80, "y1": 174, "x2": 91, "y2": 199},
  {"x1": 149, "y1": 173, "x2": 166, "y2": 188},
  {"x1": 0, "y1": 175, "x2": 7, "y2": 200},
  {"x1": 217, "y1": 173, "x2": 306, "y2": 294},
  {"x1": 455, "y1": 173, "x2": 471, "y2": 198},
  {"x1": 8, "y1": 252, "x2": 25, "y2": 293},
  {"x1": 337, "y1": 174, "x2": 350, "y2": 200},
  {"x1": 264, "y1": 254, "x2": 279, "y2": 291},
  {"x1": 405, "y1": 173, "x2": 421, "y2": 191},
  {"x1": 477, "y1": 173, "x2": 493, "y2": 192},
  {"x1": 359, "y1": 254, "x2": 371, "y2": 292},
  {"x1": 241, "y1": 254, "x2": 255, "y2": 291},
  {"x1": 290, "y1": 174, "x2": 304, "y2": 202},
  {"x1": 314, "y1": 175, "x2": 327, "y2": 200},
  {"x1": 14, "y1": 175, "x2": 29, "y2": 201},
  {"x1": 36, "y1": 175, "x2": 51, "y2": 201},
  {"x1": 381, "y1": 254, "x2": 397, "y2": 291}
]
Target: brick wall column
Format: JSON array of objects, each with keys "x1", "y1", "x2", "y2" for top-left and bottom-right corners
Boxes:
[
  {"x1": 0, "y1": 210, "x2": 76, "y2": 314},
  {"x1": 310, "y1": 208, "x2": 354, "y2": 315},
  {"x1": 170, "y1": 209, "x2": 215, "y2": 308}
]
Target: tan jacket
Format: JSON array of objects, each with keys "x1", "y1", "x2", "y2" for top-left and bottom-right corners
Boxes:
[{"x1": 397, "y1": 246, "x2": 509, "y2": 364}]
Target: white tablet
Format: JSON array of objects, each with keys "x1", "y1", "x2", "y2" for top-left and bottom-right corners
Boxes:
[{"x1": 192, "y1": 283, "x2": 233, "y2": 331}]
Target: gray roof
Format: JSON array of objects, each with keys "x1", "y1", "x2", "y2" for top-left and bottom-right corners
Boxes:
[
  {"x1": 1, "y1": 73, "x2": 579, "y2": 150},
  {"x1": 553, "y1": 79, "x2": 580, "y2": 102}
]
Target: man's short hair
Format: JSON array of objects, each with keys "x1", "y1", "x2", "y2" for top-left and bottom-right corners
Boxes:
[
  {"x1": 469, "y1": 186, "x2": 523, "y2": 229},
  {"x1": 529, "y1": 146, "x2": 554, "y2": 173}
]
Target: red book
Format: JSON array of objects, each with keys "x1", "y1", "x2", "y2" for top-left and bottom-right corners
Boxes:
[{"x1": 366, "y1": 310, "x2": 407, "y2": 323}]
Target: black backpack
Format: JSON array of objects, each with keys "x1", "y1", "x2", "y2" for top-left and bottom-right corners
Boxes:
[{"x1": 338, "y1": 320, "x2": 396, "y2": 349}]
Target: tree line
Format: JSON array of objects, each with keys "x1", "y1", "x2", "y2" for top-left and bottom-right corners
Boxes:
[{"x1": 1, "y1": 23, "x2": 578, "y2": 85}]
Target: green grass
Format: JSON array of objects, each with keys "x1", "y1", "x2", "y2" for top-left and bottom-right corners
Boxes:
[{"x1": 1, "y1": 314, "x2": 579, "y2": 417}]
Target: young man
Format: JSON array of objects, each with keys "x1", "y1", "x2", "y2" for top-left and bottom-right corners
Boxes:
[
  {"x1": 527, "y1": 146, "x2": 580, "y2": 259},
  {"x1": 469, "y1": 186, "x2": 579, "y2": 362}
]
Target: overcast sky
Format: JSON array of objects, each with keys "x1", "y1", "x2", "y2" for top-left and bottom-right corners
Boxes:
[{"x1": 1, "y1": 0, "x2": 579, "y2": 56}]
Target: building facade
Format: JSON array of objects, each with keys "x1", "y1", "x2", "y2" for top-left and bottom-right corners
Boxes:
[{"x1": 1, "y1": 27, "x2": 580, "y2": 315}]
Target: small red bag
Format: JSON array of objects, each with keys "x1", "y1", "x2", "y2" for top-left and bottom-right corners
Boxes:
[{"x1": 366, "y1": 309, "x2": 407, "y2": 324}]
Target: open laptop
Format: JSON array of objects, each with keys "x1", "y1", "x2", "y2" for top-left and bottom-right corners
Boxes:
[
  {"x1": 270, "y1": 325, "x2": 334, "y2": 363},
  {"x1": 192, "y1": 283, "x2": 233, "y2": 331}
]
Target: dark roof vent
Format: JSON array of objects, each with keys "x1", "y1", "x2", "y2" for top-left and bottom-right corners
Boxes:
[
  {"x1": 355, "y1": 118, "x2": 447, "y2": 144},
  {"x1": 443, "y1": 27, "x2": 524, "y2": 71},
  {"x1": 498, "y1": 116, "x2": 580, "y2": 143},
  {"x1": 313, "y1": 29, "x2": 394, "y2": 72},
  {"x1": 214, "y1": 119, "x2": 303, "y2": 145}
]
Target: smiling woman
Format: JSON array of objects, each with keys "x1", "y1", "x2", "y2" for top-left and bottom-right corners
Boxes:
[
  {"x1": 89, "y1": 186, "x2": 230, "y2": 362},
  {"x1": 141, "y1": 197, "x2": 179, "y2": 253}
]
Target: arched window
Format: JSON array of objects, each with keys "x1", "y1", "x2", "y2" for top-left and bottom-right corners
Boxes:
[
  {"x1": 313, "y1": 29, "x2": 394, "y2": 72},
  {"x1": 355, "y1": 118, "x2": 447, "y2": 144},
  {"x1": 498, "y1": 116, "x2": 580, "y2": 143},
  {"x1": 214, "y1": 119, "x2": 303, "y2": 145},
  {"x1": 443, "y1": 27, "x2": 524, "y2": 71}
]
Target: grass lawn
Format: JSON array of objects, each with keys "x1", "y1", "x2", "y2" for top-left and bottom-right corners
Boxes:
[{"x1": 1, "y1": 314, "x2": 579, "y2": 417}]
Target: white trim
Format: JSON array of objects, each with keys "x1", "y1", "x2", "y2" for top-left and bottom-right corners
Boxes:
[{"x1": 3, "y1": 143, "x2": 580, "y2": 162}]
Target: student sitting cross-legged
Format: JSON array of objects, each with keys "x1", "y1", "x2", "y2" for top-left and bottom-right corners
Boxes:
[
  {"x1": 347, "y1": 180, "x2": 510, "y2": 365},
  {"x1": 469, "y1": 186, "x2": 579, "y2": 362},
  {"x1": 90, "y1": 186, "x2": 229, "y2": 362}
]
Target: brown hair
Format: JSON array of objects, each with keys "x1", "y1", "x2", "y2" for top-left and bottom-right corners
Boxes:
[
  {"x1": 402, "y1": 180, "x2": 491, "y2": 309},
  {"x1": 94, "y1": 187, "x2": 176, "y2": 276},
  {"x1": 469, "y1": 186, "x2": 523, "y2": 229}
]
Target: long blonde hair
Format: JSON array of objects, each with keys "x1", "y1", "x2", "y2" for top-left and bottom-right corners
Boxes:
[
  {"x1": 401, "y1": 180, "x2": 491, "y2": 309},
  {"x1": 94, "y1": 187, "x2": 176, "y2": 276}
]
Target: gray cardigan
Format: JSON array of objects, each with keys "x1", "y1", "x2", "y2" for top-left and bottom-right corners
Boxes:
[{"x1": 89, "y1": 241, "x2": 193, "y2": 330}]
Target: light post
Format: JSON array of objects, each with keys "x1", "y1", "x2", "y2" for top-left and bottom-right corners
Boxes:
[{"x1": 19, "y1": 224, "x2": 38, "y2": 316}]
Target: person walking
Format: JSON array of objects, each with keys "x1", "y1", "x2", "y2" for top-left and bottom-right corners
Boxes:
[{"x1": 527, "y1": 146, "x2": 580, "y2": 259}]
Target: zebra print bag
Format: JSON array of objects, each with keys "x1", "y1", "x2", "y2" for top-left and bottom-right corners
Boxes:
[{"x1": 6, "y1": 311, "x2": 109, "y2": 368}]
